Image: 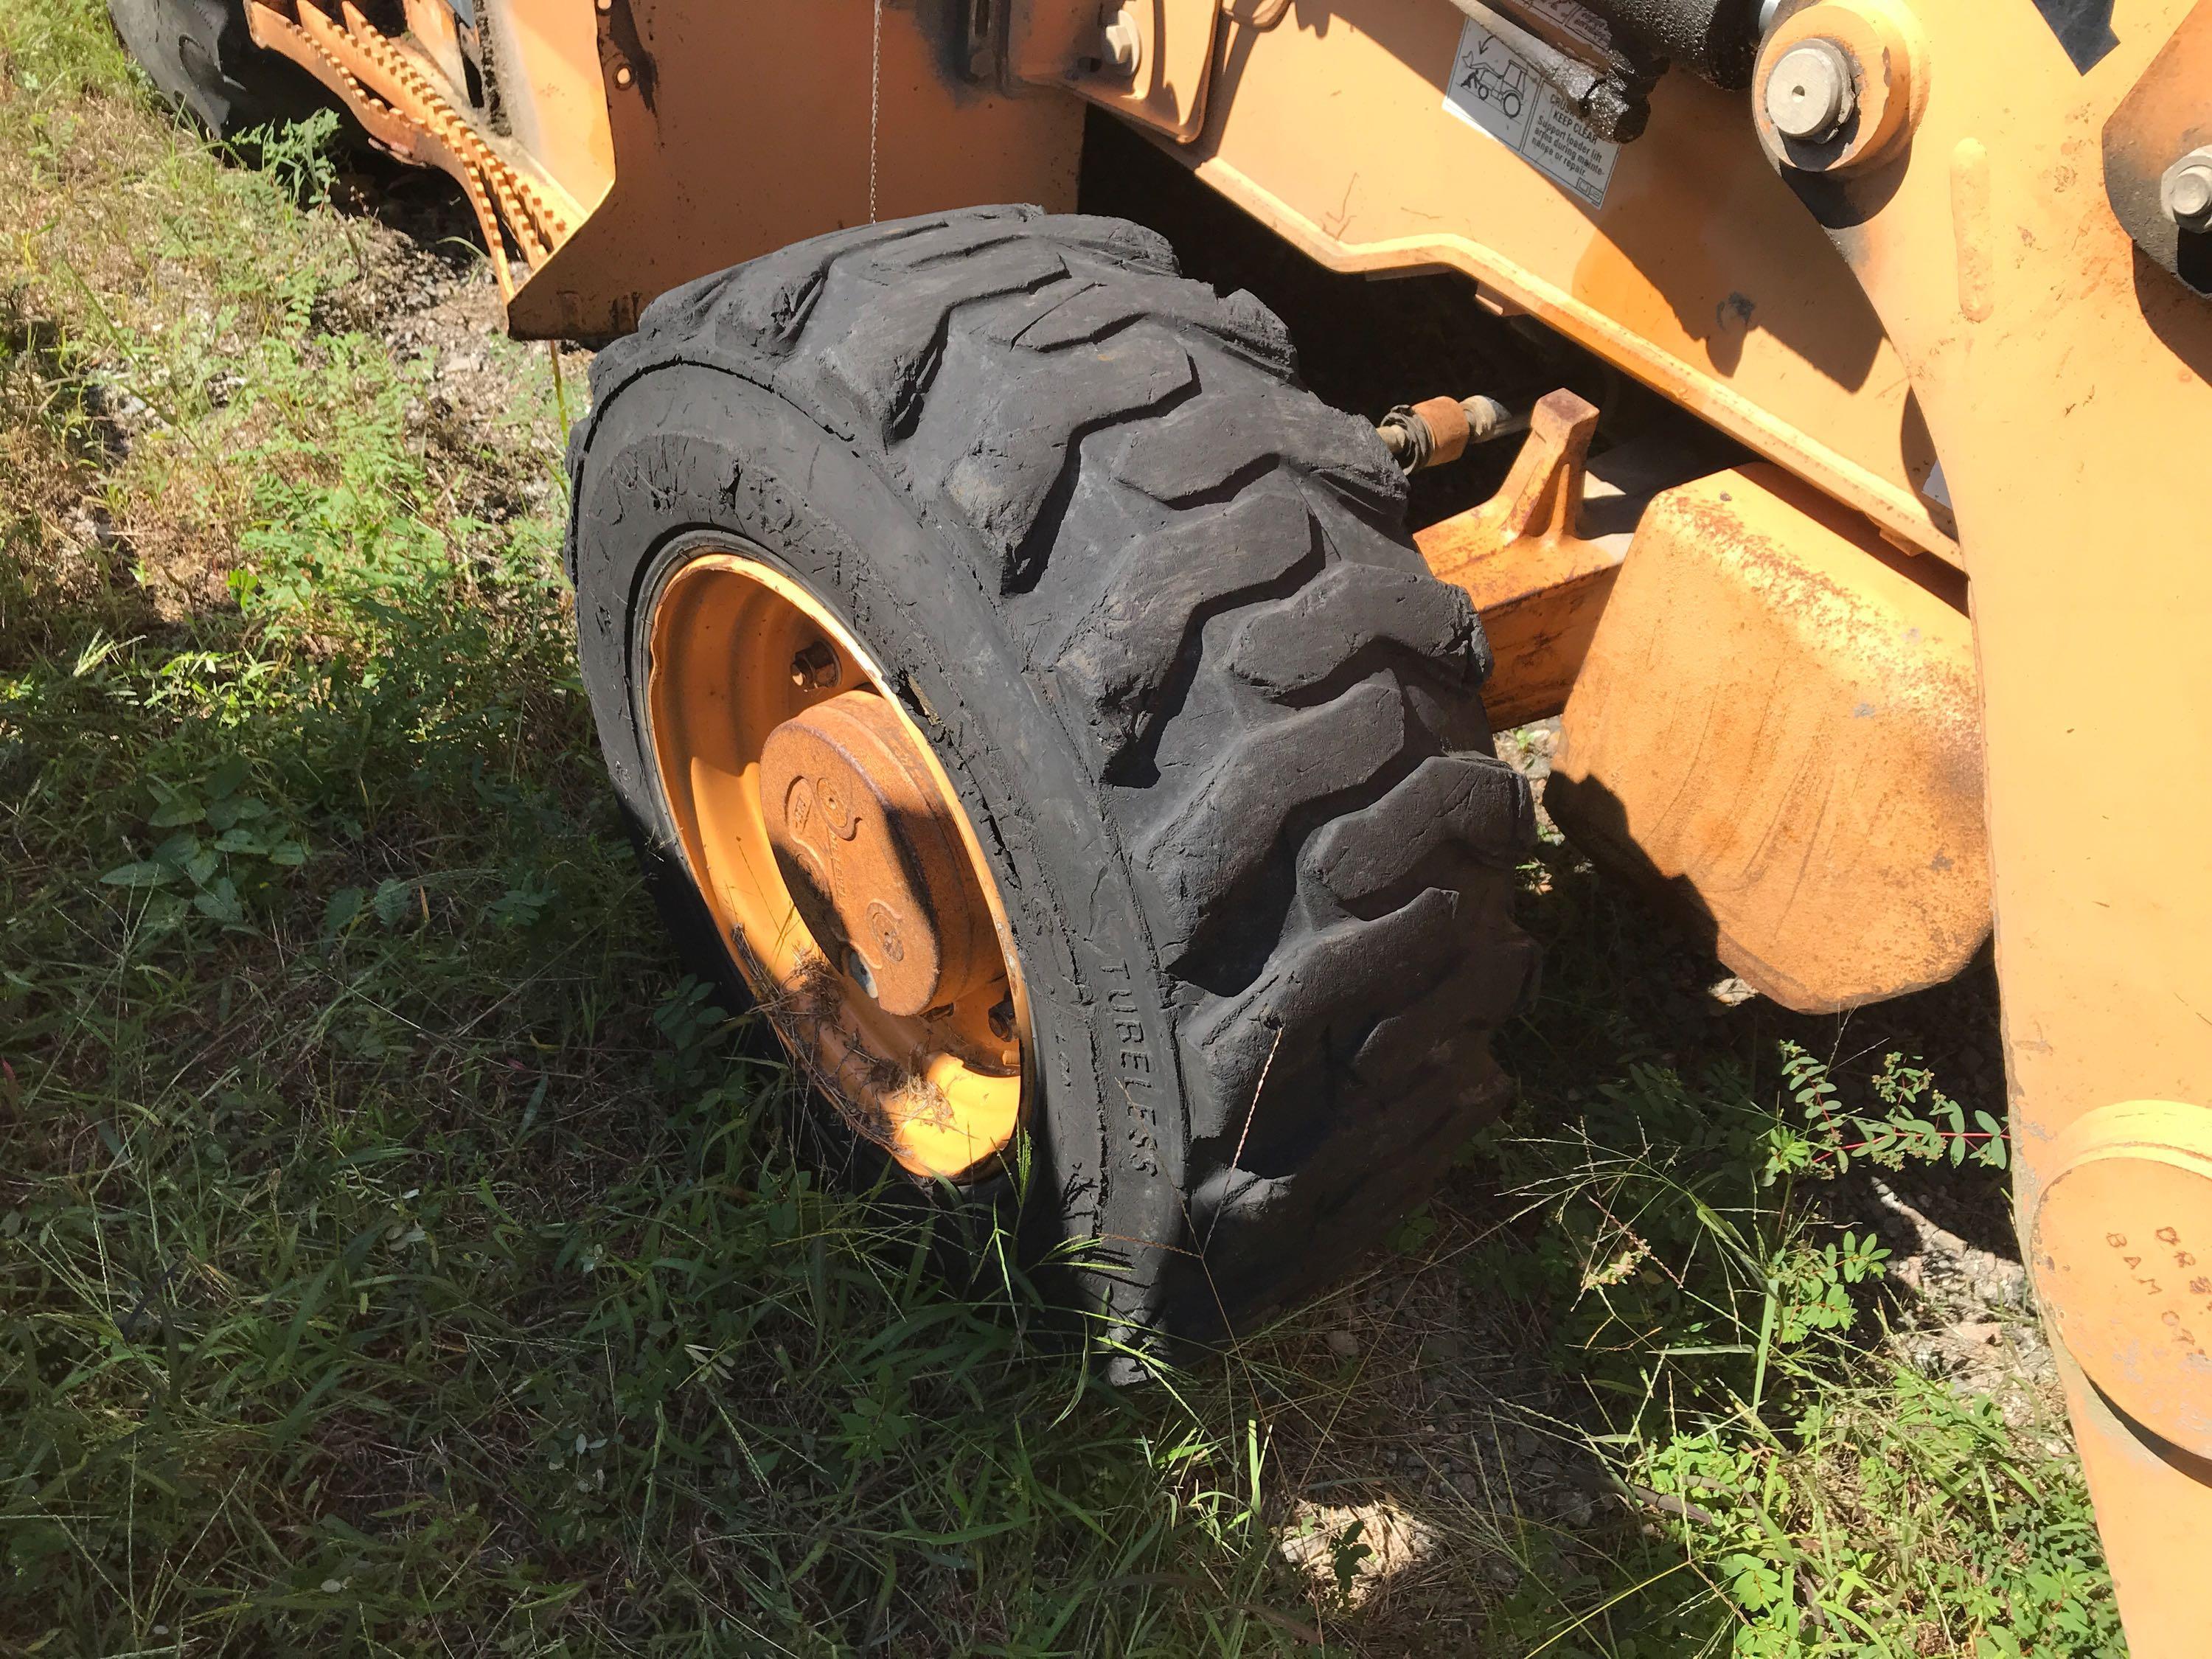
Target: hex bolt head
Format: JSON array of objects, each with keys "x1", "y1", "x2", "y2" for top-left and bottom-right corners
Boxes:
[
  {"x1": 2164, "y1": 148, "x2": 2212, "y2": 233},
  {"x1": 1764, "y1": 38, "x2": 1857, "y2": 144},
  {"x1": 1102, "y1": 7, "x2": 1141, "y2": 78},
  {"x1": 789, "y1": 640, "x2": 841, "y2": 692},
  {"x1": 845, "y1": 949, "x2": 877, "y2": 1000}
]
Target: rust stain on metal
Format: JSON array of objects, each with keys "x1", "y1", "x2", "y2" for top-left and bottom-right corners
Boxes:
[{"x1": 1409, "y1": 394, "x2": 1474, "y2": 467}]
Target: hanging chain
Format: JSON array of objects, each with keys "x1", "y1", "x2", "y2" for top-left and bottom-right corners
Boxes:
[{"x1": 868, "y1": 0, "x2": 885, "y2": 223}]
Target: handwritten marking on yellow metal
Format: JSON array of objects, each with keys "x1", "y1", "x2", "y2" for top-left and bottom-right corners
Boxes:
[{"x1": 2028, "y1": 1102, "x2": 2212, "y2": 1463}]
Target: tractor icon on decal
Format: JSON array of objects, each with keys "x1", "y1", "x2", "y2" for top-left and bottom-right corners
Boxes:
[{"x1": 1460, "y1": 43, "x2": 1529, "y2": 122}]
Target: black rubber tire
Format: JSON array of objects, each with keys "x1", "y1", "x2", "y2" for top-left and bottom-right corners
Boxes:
[
  {"x1": 107, "y1": 0, "x2": 332, "y2": 137},
  {"x1": 565, "y1": 207, "x2": 1540, "y2": 1353}
]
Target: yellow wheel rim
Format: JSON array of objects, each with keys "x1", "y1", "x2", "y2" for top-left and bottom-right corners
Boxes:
[{"x1": 641, "y1": 545, "x2": 1030, "y2": 1180}]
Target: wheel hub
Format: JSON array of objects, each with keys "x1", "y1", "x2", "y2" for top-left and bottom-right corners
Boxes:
[
  {"x1": 639, "y1": 548, "x2": 1026, "y2": 1180},
  {"x1": 759, "y1": 690, "x2": 997, "y2": 1020}
]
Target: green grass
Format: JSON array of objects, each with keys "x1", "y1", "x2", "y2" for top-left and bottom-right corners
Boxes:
[{"x1": 1, "y1": 4, "x2": 2124, "y2": 1652}]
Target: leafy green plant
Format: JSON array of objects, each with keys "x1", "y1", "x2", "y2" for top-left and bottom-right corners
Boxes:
[
  {"x1": 1773, "y1": 1044, "x2": 2009, "y2": 1182},
  {"x1": 234, "y1": 108, "x2": 344, "y2": 208},
  {"x1": 99, "y1": 753, "x2": 308, "y2": 931},
  {"x1": 1468, "y1": 1049, "x2": 2120, "y2": 1656}
]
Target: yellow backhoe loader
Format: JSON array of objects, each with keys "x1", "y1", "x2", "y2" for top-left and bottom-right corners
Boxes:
[{"x1": 105, "y1": 0, "x2": 2212, "y2": 1645}]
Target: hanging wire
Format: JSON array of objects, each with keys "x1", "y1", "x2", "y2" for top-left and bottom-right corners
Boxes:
[{"x1": 869, "y1": 0, "x2": 885, "y2": 222}]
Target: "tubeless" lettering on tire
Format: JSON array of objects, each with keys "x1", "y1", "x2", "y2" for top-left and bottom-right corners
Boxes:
[{"x1": 1103, "y1": 961, "x2": 1161, "y2": 1175}]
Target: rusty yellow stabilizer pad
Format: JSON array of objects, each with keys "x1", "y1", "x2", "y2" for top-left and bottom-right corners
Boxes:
[{"x1": 1545, "y1": 465, "x2": 1986, "y2": 1014}]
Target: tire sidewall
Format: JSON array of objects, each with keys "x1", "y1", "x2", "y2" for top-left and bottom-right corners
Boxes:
[
  {"x1": 108, "y1": 0, "x2": 330, "y2": 136},
  {"x1": 569, "y1": 360, "x2": 1192, "y2": 1335}
]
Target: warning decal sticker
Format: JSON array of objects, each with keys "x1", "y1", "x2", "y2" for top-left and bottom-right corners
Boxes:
[{"x1": 1442, "y1": 14, "x2": 1619, "y2": 211}]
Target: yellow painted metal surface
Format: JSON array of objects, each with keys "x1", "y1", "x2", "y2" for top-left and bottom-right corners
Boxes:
[
  {"x1": 453, "y1": 0, "x2": 1963, "y2": 560},
  {"x1": 248, "y1": 1, "x2": 578, "y2": 299},
  {"x1": 1070, "y1": 0, "x2": 1224, "y2": 142},
  {"x1": 1100, "y1": 0, "x2": 1959, "y2": 560},
  {"x1": 506, "y1": 0, "x2": 1084, "y2": 338},
  {"x1": 487, "y1": 0, "x2": 615, "y2": 215},
  {"x1": 1782, "y1": 1, "x2": 2212, "y2": 1646},
  {"x1": 400, "y1": 0, "x2": 462, "y2": 88},
  {"x1": 1543, "y1": 463, "x2": 1987, "y2": 1013},
  {"x1": 2028, "y1": 1101, "x2": 2212, "y2": 1461},
  {"x1": 1415, "y1": 389, "x2": 1625, "y2": 729}
]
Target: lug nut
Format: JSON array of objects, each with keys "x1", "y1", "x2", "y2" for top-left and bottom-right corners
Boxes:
[
  {"x1": 987, "y1": 997, "x2": 1017, "y2": 1042},
  {"x1": 1764, "y1": 38, "x2": 1856, "y2": 144},
  {"x1": 845, "y1": 949, "x2": 877, "y2": 1000},
  {"x1": 1102, "y1": 7, "x2": 1140, "y2": 77},
  {"x1": 2164, "y1": 148, "x2": 2212, "y2": 233},
  {"x1": 789, "y1": 640, "x2": 841, "y2": 691}
]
